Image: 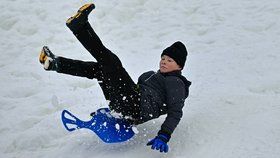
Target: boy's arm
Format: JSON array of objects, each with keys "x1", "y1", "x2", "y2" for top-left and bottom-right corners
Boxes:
[
  {"x1": 159, "y1": 77, "x2": 187, "y2": 137},
  {"x1": 147, "y1": 77, "x2": 187, "y2": 153}
]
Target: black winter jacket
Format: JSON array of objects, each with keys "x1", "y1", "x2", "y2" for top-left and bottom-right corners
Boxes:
[{"x1": 136, "y1": 70, "x2": 191, "y2": 136}]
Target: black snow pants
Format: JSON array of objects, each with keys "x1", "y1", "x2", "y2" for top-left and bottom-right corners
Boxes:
[{"x1": 55, "y1": 22, "x2": 141, "y2": 120}]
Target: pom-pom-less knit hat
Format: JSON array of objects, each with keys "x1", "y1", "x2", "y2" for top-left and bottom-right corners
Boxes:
[{"x1": 161, "y1": 41, "x2": 188, "y2": 69}]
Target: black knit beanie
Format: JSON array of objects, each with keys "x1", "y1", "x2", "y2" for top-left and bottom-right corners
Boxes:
[{"x1": 161, "y1": 41, "x2": 188, "y2": 69}]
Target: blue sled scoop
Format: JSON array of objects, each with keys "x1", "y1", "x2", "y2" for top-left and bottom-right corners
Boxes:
[{"x1": 61, "y1": 108, "x2": 135, "y2": 143}]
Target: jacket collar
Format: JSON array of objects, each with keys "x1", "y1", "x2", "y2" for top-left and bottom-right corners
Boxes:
[
  {"x1": 157, "y1": 70, "x2": 182, "y2": 76},
  {"x1": 157, "y1": 70, "x2": 192, "y2": 98}
]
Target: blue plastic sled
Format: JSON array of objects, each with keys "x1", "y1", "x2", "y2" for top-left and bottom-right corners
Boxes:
[{"x1": 61, "y1": 108, "x2": 135, "y2": 143}]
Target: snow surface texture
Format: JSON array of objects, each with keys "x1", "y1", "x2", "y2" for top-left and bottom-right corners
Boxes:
[{"x1": 0, "y1": 0, "x2": 280, "y2": 157}]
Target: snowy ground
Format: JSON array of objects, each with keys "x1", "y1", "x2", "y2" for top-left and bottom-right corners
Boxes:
[{"x1": 1, "y1": 0, "x2": 280, "y2": 157}]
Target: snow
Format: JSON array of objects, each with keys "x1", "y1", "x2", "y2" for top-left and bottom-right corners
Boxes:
[
  {"x1": 0, "y1": 0, "x2": 280, "y2": 157},
  {"x1": 132, "y1": 127, "x2": 139, "y2": 134},
  {"x1": 115, "y1": 123, "x2": 120, "y2": 130},
  {"x1": 122, "y1": 96, "x2": 127, "y2": 101}
]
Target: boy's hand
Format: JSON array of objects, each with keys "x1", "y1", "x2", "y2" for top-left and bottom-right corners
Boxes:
[{"x1": 147, "y1": 134, "x2": 170, "y2": 153}]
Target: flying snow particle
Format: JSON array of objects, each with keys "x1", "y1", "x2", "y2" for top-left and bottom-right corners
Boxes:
[
  {"x1": 122, "y1": 96, "x2": 127, "y2": 100},
  {"x1": 132, "y1": 126, "x2": 139, "y2": 134},
  {"x1": 91, "y1": 121, "x2": 96, "y2": 126},
  {"x1": 106, "y1": 113, "x2": 112, "y2": 118},
  {"x1": 115, "y1": 123, "x2": 120, "y2": 130},
  {"x1": 100, "y1": 109, "x2": 106, "y2": 114}
]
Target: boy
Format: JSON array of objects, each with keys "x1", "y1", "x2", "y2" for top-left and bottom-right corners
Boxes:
[{"x1": 39, "y1": 3, "x2": 191, "y2": 153}]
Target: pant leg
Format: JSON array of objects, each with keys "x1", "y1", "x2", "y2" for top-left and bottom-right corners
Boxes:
[
  {"x1": 56, "y1": 56, "x2": 101, "y2": 79},
  {"x1": 70, "y1": 22, "x2": 116, "y2": 65},
  {"x1": 55, "y1": 56, "x2": 111, "y2": 100},
  {"x1": 102, "y1": 63, "x2": 141, "y2": 119},
  {"x1": 69, "y1": 22, "x2": 141, "y2": 119}
]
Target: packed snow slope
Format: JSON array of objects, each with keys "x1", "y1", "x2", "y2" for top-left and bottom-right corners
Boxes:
[{"x1": 0, "y1": 0, "x2": 280, "y2": 158}]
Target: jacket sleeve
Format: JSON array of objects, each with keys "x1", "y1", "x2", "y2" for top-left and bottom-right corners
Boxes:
[{"x1": 159, "y1": 76, "x2": 186, "y2": 137}]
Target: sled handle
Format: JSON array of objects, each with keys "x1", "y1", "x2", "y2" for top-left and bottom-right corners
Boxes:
[{"x1": 61, "y1": 110, "x2": 83, "y2": 132}]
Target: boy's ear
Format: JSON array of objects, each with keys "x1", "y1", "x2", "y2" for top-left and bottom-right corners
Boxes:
[
  {"x1": 178, "y1": 64, "x2": 183, "y2": 70},
  {"x1": 177, "y1": 66, "x2": 182, "y2": 71}
]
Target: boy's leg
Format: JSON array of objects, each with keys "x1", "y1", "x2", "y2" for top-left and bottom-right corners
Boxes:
[
  {"x1": 66, "y1": 3, "x2": 122, "y2": 66},
  {"x1": 69, "y1": 23, "x2": 140, "y2": 118},
  {"x1": 68, "y1": 21, "x2": 120, "y2": 66},
  {"x1": 39, "y1": 46, "x2": 102, "y2": 79},
  {"x1": 39, "y1": 47, "x2": 111, "y2": 100},
  {"x1": 100, "y1": 62, "x2": 141, "y2": 118},
  {"x1": 66, "y1": 4, "x2": 107, "y2": 63},
  {"x1": 55, "y1": 57, "x2": 111, "y2": 100},
  {"x1": 66, "y1": 4, "x2": 141, "y2": 119},
  {"x1": 56, "y1": 57, "x2": 102, "y2": 79}
]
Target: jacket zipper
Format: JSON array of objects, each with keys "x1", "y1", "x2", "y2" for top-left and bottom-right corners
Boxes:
[{"x1": 144, "y1": 72, "x2": 156, "y2": 82}]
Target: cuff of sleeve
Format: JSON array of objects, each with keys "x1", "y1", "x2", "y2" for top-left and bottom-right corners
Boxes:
[{"x1": 158, "y1": 130, "x2": 171, "y2": 142}]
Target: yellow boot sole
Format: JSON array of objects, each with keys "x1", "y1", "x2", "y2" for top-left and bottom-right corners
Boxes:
[
  {"x1": 39, "y1": 48, "x2": 47, "y2": 64},
  {"x1": 66, "y1": 3, "x2": 95, "y2": 25}
]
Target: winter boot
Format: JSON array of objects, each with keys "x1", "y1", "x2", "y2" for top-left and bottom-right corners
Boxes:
[
  {"x1": 66, "y1": 3, "x2": 95, "y2": 32},
  {"x1": 39, "y1": 46, "x2": 58, "y2": 71}
]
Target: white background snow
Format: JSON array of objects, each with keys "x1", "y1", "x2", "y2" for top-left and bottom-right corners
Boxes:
[{"x1": 1, "y1": 0, "x2": 280, "y2": 157}]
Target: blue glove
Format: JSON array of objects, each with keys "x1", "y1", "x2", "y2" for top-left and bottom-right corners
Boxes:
[{"x1": 147, "y1": 134, "x2": 170, "y2": 153}]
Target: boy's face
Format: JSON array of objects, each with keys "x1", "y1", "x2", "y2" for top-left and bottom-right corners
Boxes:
[{"x1": 159, "y1": 55, "x2": 182, "y2": 73}]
